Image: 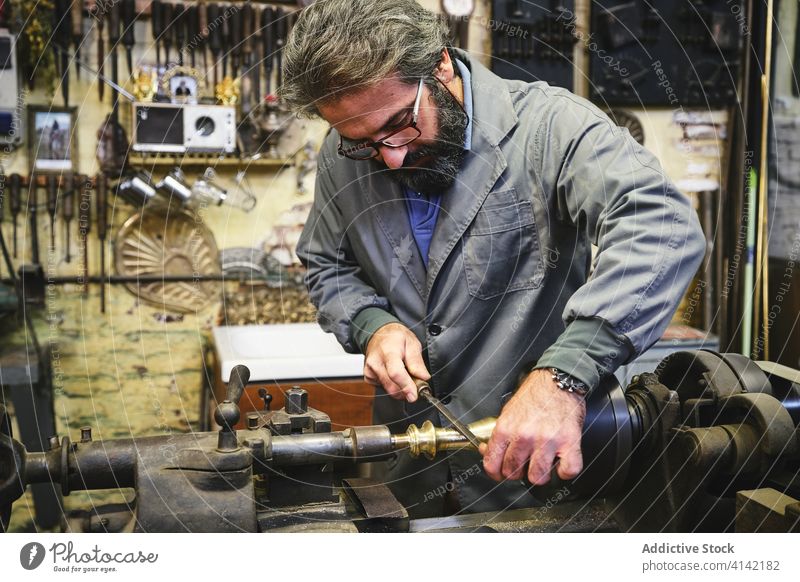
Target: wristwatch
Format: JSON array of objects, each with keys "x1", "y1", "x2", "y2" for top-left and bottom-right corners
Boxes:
[{"x1": 548, "y1": 368, "x2": 590, "y2": 398}]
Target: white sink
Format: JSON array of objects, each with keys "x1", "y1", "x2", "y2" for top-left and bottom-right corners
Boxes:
[{"x1": 212, "y1": 323, "x2": 364, "y2": 382}]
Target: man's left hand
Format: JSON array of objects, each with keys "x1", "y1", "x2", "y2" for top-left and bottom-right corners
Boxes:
[{"x1": 479, "y1": 368, "x2": 586, "y2": 485}]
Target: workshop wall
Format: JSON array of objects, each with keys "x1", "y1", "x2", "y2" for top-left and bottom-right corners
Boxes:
[{"x1": 5, "y1": 0, "x2": 730, "y2": 529}]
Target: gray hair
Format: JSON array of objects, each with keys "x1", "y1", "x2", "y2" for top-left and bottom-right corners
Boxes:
[{"x1": 279, "y1": 0, "x2": 450, "y2": 116}]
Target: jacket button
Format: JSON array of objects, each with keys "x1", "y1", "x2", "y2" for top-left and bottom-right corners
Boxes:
[
  {"x1": 428, "y1": 323, "x2": 442, "y2": 336},
  {"x1": 441, "y1": 395, "x2": 452, "y2": 405}
]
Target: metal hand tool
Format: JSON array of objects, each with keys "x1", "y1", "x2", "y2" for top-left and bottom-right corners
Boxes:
[
  {"x1": 108, "y1": 2, "x2": 120, "y2": 107},
  {"x1": 174, "y1": 2, "x2": 186, "y2": 67},
  {"x1": 71, "y1": 0, "x2": 84, "y2": 79},
  {"x1": 198, "y1": 1, "x2": 209, "y2": 79},
  {"x1": 54, "y1": 0, "x2": 71, "y2": 105},
  {"x1": 186, "y1": 3, "x2": 198, "y2": 68},
  {"x1": 230, "y1": 3, "x2": 242, "y2": 79},
  {"x1": 261, "y1": 5, "x2": 274, "y2": 96},
  {"x1": 9, "y1": 173, "x2": 20, "y2": 258},
  {"x1": 96, "y1": 173, "x2": 107, "y2": 313},
  {"x1": 93, "y1": 1, "x2": 106, "y2": 101},
  {"x1": 414, "y1": 378, "x2": 481, "y2": 449},
  {"x1": 162, "y1": 1, "x2": 173, "y2": 65},
  {"x1": 78, "y1": 176, "x2": 91, "y2": 296},
  {"x1": 46, "y1": 174, "x2": 58, "y2": 251},
  {"x1": 121, "y1": 0, "x2": 136, "y2": 76},
  {"x1": 62, "y1": 175, "x2": 75, "y2": 263},
  {"x1": 274, "y1": 8, "x2": 285, "y2": 89},
  {"x1": 207, "y1": 3, "x2": 222, "y2": 86},
  {"x1": 29, "y1": 177, "x2": 40, "y2": 265},
  {"x1": 151, "y1": 0, "x2": 162, "y2": 70}
]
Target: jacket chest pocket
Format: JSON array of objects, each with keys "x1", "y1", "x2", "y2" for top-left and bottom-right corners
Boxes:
[{"x1": 462, "y1": 188, "x2": 545, "y2": 300}]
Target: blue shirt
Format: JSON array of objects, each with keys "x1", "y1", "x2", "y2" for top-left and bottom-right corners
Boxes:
[{"x1": 405, "y1": 59, "x2": 473, "y2": 267}]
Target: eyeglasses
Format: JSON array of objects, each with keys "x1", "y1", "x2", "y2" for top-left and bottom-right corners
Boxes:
[{"x1": 337, "y1": 78, "x2": 425, "y2": 161}]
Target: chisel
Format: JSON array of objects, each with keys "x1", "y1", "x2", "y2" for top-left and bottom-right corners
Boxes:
[
  {"x1": 63, "y1": 175, "x2": 75, "y2": 263},
  {"x1": 208, "y1": 3, "x2": 222, "y2": 86},
  {"x1": 121, "y1": 0, "x2": 136, "y2": 77},
  {"x1": 174, "y1": 2, "x2": 186, "y2": 67},
  {"x1": 261, "y1": 5, "x2": 274, "y2": 96},
  {"x1": 78, "y1": 176, "x2": 91, "y2": 296},
  {"x1": 9, "y1": 173, "x2": 20, "y2": 258},
  {"x1": 230, "y1": 3, "x2": 242, "y2": 79},
  {"x1": 96, "y1": 173, "x2": 107, "y2": 313},
  {"x1": 29, "y1": 177, "x2": 40, "y2": 266},
  {"x1": 108, "y1": 2, "x2": 120, "y2": 107},
  {"x1": 162, "y1": 1, "x2": 173, "y2": 65},
  {"x1": 47, "y1": 174, "x2": 58, "y2": 251},
  {"x1": 151, "y1": 0, "x2": 163, "y2": 71},
  {"x1": 186, "y1": 3, "x2": 198, "y2": 68},
  {"x1": 93, "y1": 1, "x2": 105, "y2": 101},
  {"x1": 71, "y1": 0, "x2": 84, "y2": 79}
]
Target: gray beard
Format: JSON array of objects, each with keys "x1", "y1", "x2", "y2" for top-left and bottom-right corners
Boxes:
[{"x1": 387, "y1": 79, "x2": 468, "y2": 196}]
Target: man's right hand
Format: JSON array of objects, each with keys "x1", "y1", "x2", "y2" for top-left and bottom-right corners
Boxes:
[{"x1": 364, "y1": 323, "x2": 430, "y2": 402}]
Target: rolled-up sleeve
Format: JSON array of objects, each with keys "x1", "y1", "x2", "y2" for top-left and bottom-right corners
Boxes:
[{"x1": 533, "y1": 91, "x2": 706, "y2": 391}]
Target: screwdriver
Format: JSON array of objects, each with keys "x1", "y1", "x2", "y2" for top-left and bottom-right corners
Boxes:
[
  {"x1": 63, "y1": 175, "x2": 75, "y2": 263},
  {"x1": 29, "y1": 177, "x2": 40, "y2": 266},
  {"x1": 71, "y1": 0, "x2": 84, "y2": 79},
  {"x1": 93, "y1": 1, "x2": 105, "y2": 101},
  {"x1": 174, "y1": 2, "x2": 186, "y2": 67},
  {"x1": 207, "y1": 3, "x2": 222, "y2": 87},
  {"x1": 261, "y1": 6, "x2": 274, "y2": 96},
  {"x1": 186, "y1": 4, "x2": 198, "y2": 68},
  {"x1": 47, "y1": 174, "x2": 58, "y2": 251},
  {"x1": 162, "y1": 1, "x2": 173, "y2": 66},
  {"x1": 78, "y1": 176, "x2": 91, "y2": 296},
  {"x1": 151, "y1": 0, "x2": 162, "y2": 71},
  {"x1": 121, "y1": 0, "x2": 137, "y2": 77},
  {"x1": 230, "y1": 3, "x2": 242, "y2": 79},
  {"x1": 9, "y1": 173, "x2": 20, "y2": 258},
  {"x1": 96, "y1": 173, "x2": 107, "y2": 313}
]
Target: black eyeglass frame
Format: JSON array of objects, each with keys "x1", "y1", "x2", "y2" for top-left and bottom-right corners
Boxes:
[{"x1": 337, "y1": 78, "x2": 425, "y2": 161}]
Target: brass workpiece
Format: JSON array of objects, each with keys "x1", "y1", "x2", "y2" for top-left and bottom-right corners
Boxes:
[{"x1": 393, "y1": 417, "x2": 497, "y2": 459}]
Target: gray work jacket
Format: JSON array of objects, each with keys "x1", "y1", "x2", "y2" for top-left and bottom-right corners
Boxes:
[{"x1": 296, "y1": 51, "x2": 706, "y2": 517}]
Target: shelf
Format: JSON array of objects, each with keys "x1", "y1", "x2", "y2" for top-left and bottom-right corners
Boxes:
[{"x1": 127, "y1": 154, "x2": 292, "y2": 168}]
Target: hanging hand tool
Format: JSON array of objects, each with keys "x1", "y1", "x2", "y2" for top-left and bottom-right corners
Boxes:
[
  {"x1": 28, "y1": 177, "x2": 40, "y2": 266},
  {"x1": 230, "y1": 4, "x2": 242, "y2": 80},
  {"x1": 96, "y1": 173, "x2": 107, "y2": 313},
  {"x1": 62, "y1": 176, "x2": 75, "y2": 263},
  {"x1": 186, "y1": 3, "x2": 198, "y2": 68},
  {"x1": 121, "y1": 0, "x2": 137, "y2": 77},
  {"x1": 54, "y1": 0, "x2": 71, "y2": 106},
  {"x1": 46, "y1": 175, "x2": 58, "y2": 251},
  {"x1": 249, "y1": 4, "x2": 260, "y2": 104},
  {"x1": 162, "y1": 1, "x2": 173, "y2": 66},
  {"x1": 198, "y1": 1, "x2": 209, "y2": 81},
  {"x1": 174, "y1": 2, "x2": 186, "y2": 67},
  {"x1": 220, "y1": 3, "x2": 231, "y2": 79},
  {"x1": 78, "y1": 177, "x2": 91, "y2": 296},
  {"x1": 261, "y1": 6, "x2": 274, "y2": 96},
  {"x1": 93, "y1": 1, "x2": 106, "y2": 101},
  {"x1": 71, "y1": 0, "x2": 84, "y2": 79},
  {"x1": 108, "y1": 2, "x2": 121, "y2": 107},
  {"x1": 151, "y1": 0, "x2": 163, "y2": 71},
  {"x1": 274, "y1": 8, "x2": 286, "y2": 90},
  {"x1": 9, "y1": 173, "x2": 20, "y2": 258},
  {"x1": 208, "y1": 3, "x2": 222, "y2": 87}
]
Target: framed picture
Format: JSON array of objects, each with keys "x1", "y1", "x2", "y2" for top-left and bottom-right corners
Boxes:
[
  {"x1": 27, "y1": 106, "x2": 77, "y2": 173},
  {"x1": 161, "y1": 66, "x2": 202, "y2": 105}
]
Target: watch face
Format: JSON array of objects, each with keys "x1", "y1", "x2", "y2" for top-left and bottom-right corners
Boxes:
[{"x1": 442, "y1": 0, "x2": 475, "y2": 18}]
